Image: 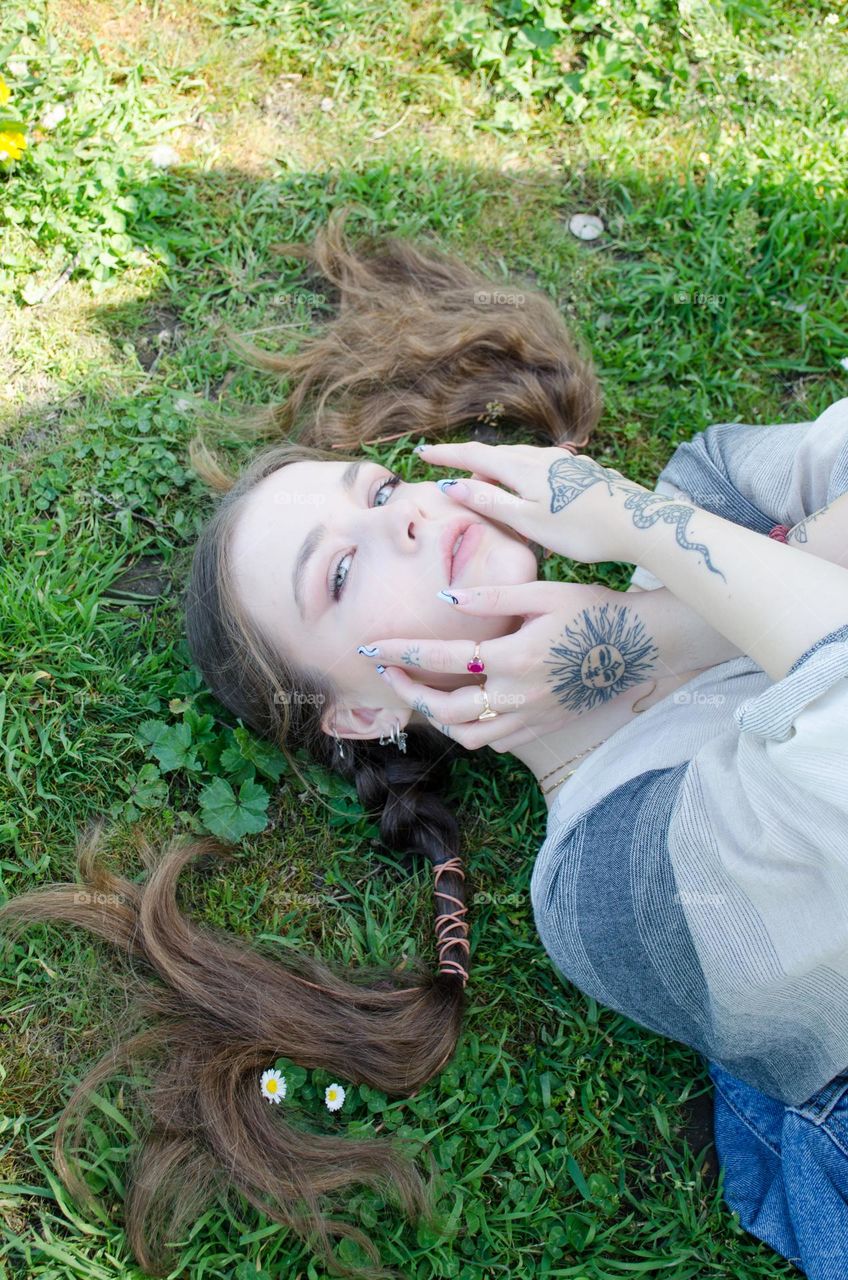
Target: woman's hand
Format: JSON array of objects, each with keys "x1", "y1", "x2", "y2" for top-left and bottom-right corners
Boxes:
[
  {"x1": 357, "y1": 579, "x2": 661, "y2": 752},
  {"x1": 415, "y1": 440, "x2": 648, "y2": 565}
]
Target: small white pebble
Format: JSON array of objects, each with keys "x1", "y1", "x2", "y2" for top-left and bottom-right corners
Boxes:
[
  {"x1": 319, "y1": 97, "x2": 334, "y2": 113},
  {"x1": 568, "y1": 213, "x2": 605, "y2": 241},
  {"x1": 40, "y1": 103, "x2": 67, "y2": 130},
  {"x1": 149, "y1": 143, "x2": 181, "y2": 168}
]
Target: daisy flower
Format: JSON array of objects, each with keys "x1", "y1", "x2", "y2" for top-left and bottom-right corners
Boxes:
[
  {"x1": 260, "y1": 1067, "x2": 287, "y2": 1104},
  {"x1": 325, "y1": 1083, "x2": 346, "y2": 1112}
]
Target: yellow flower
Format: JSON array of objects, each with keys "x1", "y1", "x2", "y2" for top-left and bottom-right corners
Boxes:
[
  {"x1": 0, "y1": 130, "x2": 27, "y2": 162},
  {"x1": 0, "y1": 75, "x2": 10, "y2": 106}
]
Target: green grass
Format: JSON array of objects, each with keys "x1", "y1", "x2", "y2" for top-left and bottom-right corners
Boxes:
[{"x1": 1, "y1": 0, "x2": 847, "y2": 1275}]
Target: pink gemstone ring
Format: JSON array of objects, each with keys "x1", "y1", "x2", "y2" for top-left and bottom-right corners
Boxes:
[{"x1": 467, "y1": 642, "x2": 485, "y2": 674}]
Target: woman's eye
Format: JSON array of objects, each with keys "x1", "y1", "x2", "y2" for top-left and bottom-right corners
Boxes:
[{"x1": 330, "y1": 473, "x2": 402, "y2": 601}]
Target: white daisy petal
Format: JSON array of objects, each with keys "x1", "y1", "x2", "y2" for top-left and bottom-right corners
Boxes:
[
  {"x1": 260, "y1": 1067, "x2": 287, "y2": 1104},
  {"x1": 325, "y1": 1083, "x2": 346, "y2": 1111}
]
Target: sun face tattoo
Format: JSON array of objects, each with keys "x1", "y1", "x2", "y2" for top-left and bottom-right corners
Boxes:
[{"x1": 544, "y1": 601, "x2": 659, "y2": 713}]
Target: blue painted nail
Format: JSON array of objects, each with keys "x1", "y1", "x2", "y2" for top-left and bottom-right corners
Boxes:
[
  {"x1": 413, "y1": 443, "x2": 428, "y2": 454},
  {"x1": 437, "y1": 589, "x2": 460, "y2": 605},
  {"x1": 375, "y1": 664, "x2": 387, "y2": 675},
  {"x1": 357, "y1": 644, "x2": 380, "y2": 657},
  {"x1": 436, "y1": 478, "x2": 459, "y2": 493}
]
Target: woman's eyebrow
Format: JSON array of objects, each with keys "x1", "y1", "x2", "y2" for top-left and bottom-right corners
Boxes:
[{"x1": 292, "y1": 459, "x2": 368, "y2": 621}]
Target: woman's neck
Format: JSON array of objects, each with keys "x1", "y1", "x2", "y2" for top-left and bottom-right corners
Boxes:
[{"x1": 512, "y1": 664, "x2": 711, "y2": 812}]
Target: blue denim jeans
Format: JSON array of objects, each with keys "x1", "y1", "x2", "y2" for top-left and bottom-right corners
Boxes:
[{"x1": 709, "y1": 1060, "x2": 848, "y2": 1277}]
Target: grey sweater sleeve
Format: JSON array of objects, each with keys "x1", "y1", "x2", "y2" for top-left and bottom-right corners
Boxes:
[{"x1": 629, "y1": 396, "x2": 848, "y2": 591}]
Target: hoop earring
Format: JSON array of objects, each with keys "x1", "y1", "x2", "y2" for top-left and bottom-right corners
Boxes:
[{"x1": 379, "y1": 720, "x2": 408, "y2": 753}]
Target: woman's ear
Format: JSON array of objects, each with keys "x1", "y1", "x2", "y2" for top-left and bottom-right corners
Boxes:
[{"x1": 321, "y1": 703, "x2": 412, "y2": 743}]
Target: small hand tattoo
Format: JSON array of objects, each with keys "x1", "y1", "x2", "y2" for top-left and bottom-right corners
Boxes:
[
  {"x1": 788, "y1": 502, "x2": 831, "y2": 546},
  {"x1": 400, "y1": 645, "x2": 423, "y2": 668},
  {"x1": 412, "y1": 698, "x2": 434, "y2": 718},
  {"x1": 545, "y1": 602, "x2": 659, "y2": 713}
]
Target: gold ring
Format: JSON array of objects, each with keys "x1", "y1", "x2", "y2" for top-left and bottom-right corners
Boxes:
[{"x1": 477, "y1": 686, "x2": 499, "y2": 721}]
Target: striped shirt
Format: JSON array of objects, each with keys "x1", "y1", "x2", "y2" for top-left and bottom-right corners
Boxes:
[{"x1": 530, "y1": 397, "x2": 848, "y2": 1106}]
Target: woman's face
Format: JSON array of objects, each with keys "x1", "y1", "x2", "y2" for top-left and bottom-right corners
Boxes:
[{"x1": 229, "y1": 457, "x2": 539, "y2": 742}]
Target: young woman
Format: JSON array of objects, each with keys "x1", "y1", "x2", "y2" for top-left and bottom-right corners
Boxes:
[{"x1": 2, "y1": 209, "x2": 847, "y2": 1280}]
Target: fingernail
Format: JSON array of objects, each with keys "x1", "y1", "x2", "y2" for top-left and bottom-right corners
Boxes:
[
  {"x1": 437, "y1": 478, "x2": 468, "y2": 496},
  {"x1": 413, "y1": 443, "x2": 428, "y2": 454},
  {"x1": 357, "y1": 644, "x2": 380, "y2": 657},
  {"x1": 437, "y1": 588, "x2": 463, "y2": 604},
  {"x1": 376, "y1": 664, "x2": 388, "y2": 676}
]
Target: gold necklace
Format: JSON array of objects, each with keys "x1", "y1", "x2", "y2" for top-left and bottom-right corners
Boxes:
[{"x1": 539, "y1": 738, "x2": 609, "y2": 794}]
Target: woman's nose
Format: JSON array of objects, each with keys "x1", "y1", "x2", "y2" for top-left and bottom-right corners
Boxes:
[{"x1": 382, "y1": 495, "x2": 425, "y2": 545}]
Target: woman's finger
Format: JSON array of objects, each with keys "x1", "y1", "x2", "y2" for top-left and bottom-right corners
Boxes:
[
  {"x1": 415, "y1": 441, "x2": 531, "y2": 492},
  {"x1": 377, "y1": 666, "x2": 500, "y2": 724},
  {"x1": 356, "y1": 583, "x2": 578, "y2": 674},
  {"x1": 435, "y1": 476, "x2": 528, "y2": 533},
  {"x1": 379, "y1": 667, "x2": 534, "y2": 741},
  {"x1": 436, "y1": 579, "x2": 593, "y2": 615}
]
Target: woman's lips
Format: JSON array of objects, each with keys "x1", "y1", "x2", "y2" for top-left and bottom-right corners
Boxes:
[
  {"x1": 449, "y1": 521, "x2": 483, "y2": 583},
  {"x1": 442, "y1": 517, "x2": 471, "y2": 583}
]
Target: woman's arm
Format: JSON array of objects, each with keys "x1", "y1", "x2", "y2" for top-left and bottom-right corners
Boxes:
[
  {"x1": 787, "y1": 500, "x2": 848, "y2": 565},
  {"x1": 615, "y1": 489, "x2": 848, "y2": 682},
  {"x1": 626, "y1": 398, "x2": 848, "y2": 591},
  {"x1": 628, "y1": 494, "x2": 848, "y2": 668}
]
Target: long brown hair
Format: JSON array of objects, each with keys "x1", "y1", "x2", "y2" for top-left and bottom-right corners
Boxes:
[{"x1": 0, "y1": 207, "x2": 602, "y2": 1278}]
